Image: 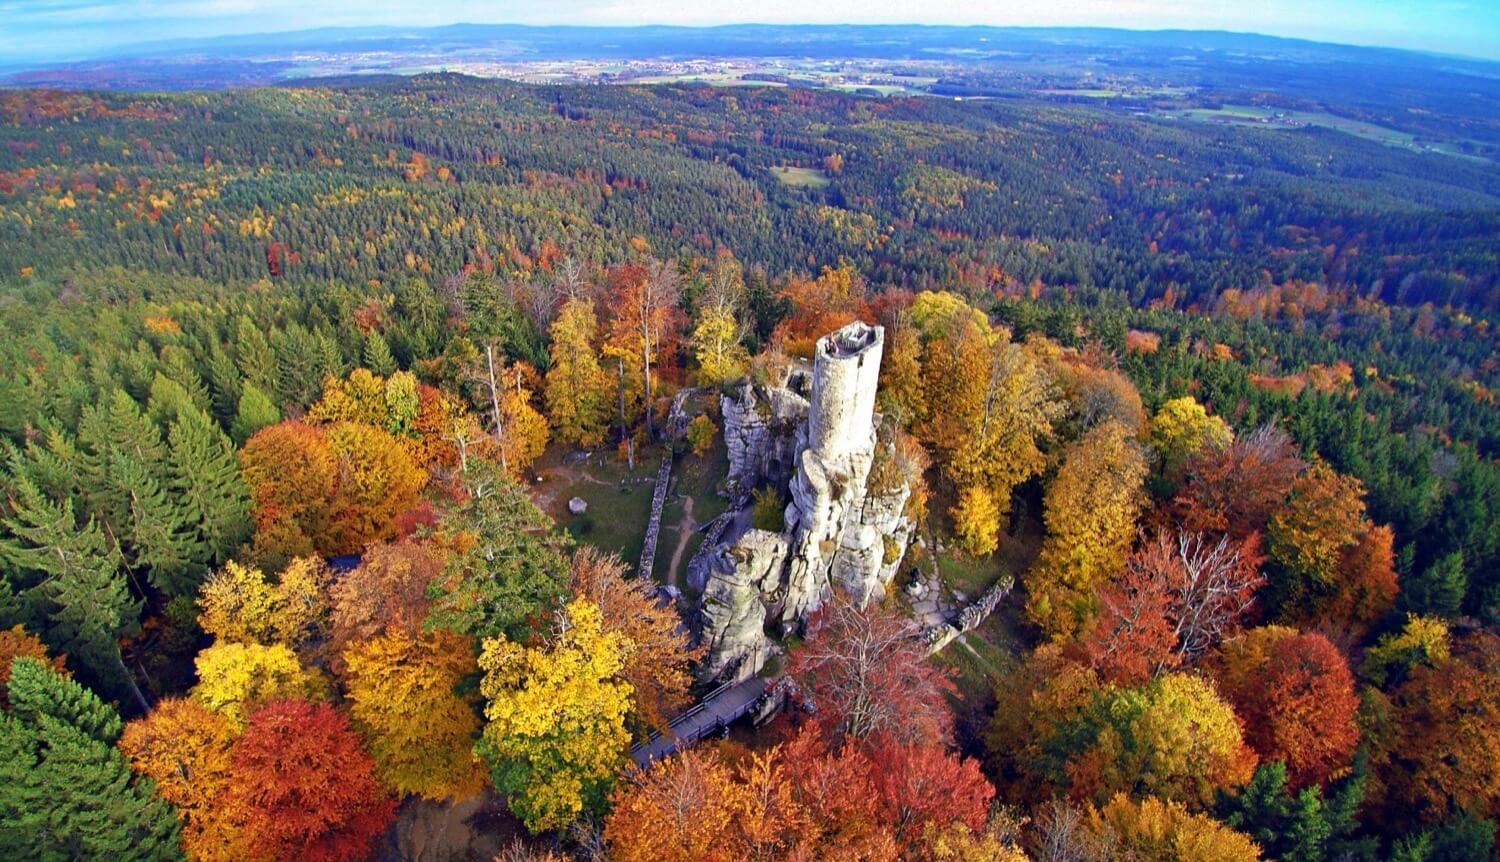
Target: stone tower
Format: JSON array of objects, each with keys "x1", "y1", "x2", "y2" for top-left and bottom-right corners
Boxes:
[
  {"x1": 781, "y1": 322, "x2": 889, "y2": 623},
  {"x1": 807, "y1": 323, "x2": 884, "y2": 464}
]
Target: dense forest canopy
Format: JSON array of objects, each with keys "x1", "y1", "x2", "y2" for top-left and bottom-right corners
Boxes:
[{"x1": 2, "y1": 70, "x2": 1499, "y2": 861}]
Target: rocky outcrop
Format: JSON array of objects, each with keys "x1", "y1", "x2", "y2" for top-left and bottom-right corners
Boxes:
[
  {"x1": 721, "y1": 376, "x2": 809, "y2": 498},
  {"x1": 698, "y1": 322, "x2": 920, "y2": 681},
  {"x1": 697, "y1": 529, "x2": 788, "y2": 681}
]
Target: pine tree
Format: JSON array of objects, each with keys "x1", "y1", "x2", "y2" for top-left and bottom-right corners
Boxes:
[
  {"x1": 427, "y1": 459, "x2": 571, "y2": 641},
  {"x1": 1217, "y1": 763, "x2": 1330, "y2": 862},
  {"x1": 158, "y1": 347, "x2": 213, "y2": 415},
  {"x1": 318, "y1": 331, "x2": 347, "y2": 382},
  {"x1": 167, "y1": 405, "x2": 252, "y2": 566},
  {"x1": 0, "y1": 658, "x2": 182, "y2": 861},
  {"x1": 0, "y1": 477, "x2": 142, "y2": 706}
]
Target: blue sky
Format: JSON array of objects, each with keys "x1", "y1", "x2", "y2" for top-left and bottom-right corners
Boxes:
[{"x1": 3, "y1": 0, "x2": 1498, "y2": 63}]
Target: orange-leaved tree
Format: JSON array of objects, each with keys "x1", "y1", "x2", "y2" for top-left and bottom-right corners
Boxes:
[
  {"x1": 1080, "y1": 531, "x2": 1264, "y2": 685},
  {"x1": 119, "y1": 698, "x2": 246, "y2": 862},
  {"x1": 1209, "y1": 627, "x2": 1360, "y2": 789}
]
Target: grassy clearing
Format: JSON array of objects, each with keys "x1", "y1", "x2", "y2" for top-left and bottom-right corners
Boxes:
[
  {"x1": 530, "y1": 445, "x2": 660, "y2": 569},
  {"x1": 770, "y1": 166, "x2": 831, "y2": 188}
]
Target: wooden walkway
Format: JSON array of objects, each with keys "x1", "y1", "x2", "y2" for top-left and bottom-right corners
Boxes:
[{"x1": 630, "y1": 677, "x2": 770, "y2": 767}]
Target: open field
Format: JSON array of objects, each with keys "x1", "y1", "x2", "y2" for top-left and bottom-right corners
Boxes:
[
  {"x1": 1162, "y1": 104, "x2": 1436, "y2": 150},
  {"x1": 770, "y1": 166, "x2": 831, "y2": 187}
]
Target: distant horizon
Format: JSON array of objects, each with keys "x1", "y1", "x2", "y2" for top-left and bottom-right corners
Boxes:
[{"x1": 3, "y1": 0, "x2": 1498, "y2": 65}]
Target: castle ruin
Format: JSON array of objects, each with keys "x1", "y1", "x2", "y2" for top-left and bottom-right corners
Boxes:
[{"x1": 693, "y1": 321, "x2": 917, "y2": 682}]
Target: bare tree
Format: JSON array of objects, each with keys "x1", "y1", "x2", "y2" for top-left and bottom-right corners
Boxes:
[
  {"x1": 788, "y1": 597, "x2": 952, "y2": 745},
  {"x1": 1029, "y1": 799, "x2": 1113, "y2": 862}
]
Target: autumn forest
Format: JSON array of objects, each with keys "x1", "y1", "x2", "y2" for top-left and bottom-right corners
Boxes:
[{"x1": 1, "y1": 67, "x2": 1499, "y2": 862}]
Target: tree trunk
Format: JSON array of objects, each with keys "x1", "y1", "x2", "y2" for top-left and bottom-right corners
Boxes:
[
  {"x1": 117, "y1": 653, "x2": 149, "y2": 714},
  {"x1": 485, "y1": 344, "x2": 507, "y2": 472},
  {"x1": 617, "y1": 355, "x2": 634, "y2": 469}
]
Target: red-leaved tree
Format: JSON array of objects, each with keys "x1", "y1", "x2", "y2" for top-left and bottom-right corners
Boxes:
[
  {"x1": 1211, "y1": 629, "x2": 1360, "y2": 789},
  {"x1": 225, "y1": 699, "x2": 396, "y2": 862},
  {"x1": 1171, "y1": 425, "x2": 1304, "y2": 538},
  {"x1": 789, "y1": 598, "x2": 953, "y2": 746},
  {"x1": 1081, "y1": 531, "x2": 1264, "y2": 684},
  {"x1": 868, "y1": 735, "x2": 995, "y2": 858}
]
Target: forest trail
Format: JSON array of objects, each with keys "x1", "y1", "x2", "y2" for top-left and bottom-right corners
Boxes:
[{"x1": 664, "y1": 495, "x2": 697, "y2": 587}]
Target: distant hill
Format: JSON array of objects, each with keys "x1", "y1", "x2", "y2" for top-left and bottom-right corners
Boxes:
[{"x1": 5, "y1": 23, "x2": 1496, "y2": 90}]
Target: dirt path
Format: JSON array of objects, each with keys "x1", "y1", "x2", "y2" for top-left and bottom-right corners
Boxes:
[{"x1": 664, "y1": 495, "x2": 697, "y2": 588}]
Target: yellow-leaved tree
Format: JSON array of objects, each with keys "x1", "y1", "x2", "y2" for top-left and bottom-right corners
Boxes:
[
  {"x1": 545, "y1": 298, "x2": 612, "y2": 447},
  {"x1": 1027, "y1": 419, "x2": 1148, "y2": 640},
  {"x1": 692, "y1": 307, "x2": 749, "y2": 388},
  {"x1": 905, "y1": 292, "x2": 1063, "y2": 543},
  {"x1": 952, "y1": 485, "x2": 1002, "y2": 557},
  {"x1": 500, "y1": 374, "x2": 550, "y2": 476},
  {"x1": 196, "y1": 557, "x2": 329, "y2": 655},
  {"x1": 692, "y1": 250, "x2": 750, "y2": 387},
  {"x1": 343, "y1": 628, "x2": 486, "y2": 801},
  {"x1": 477, "y1": 597, "x2": 633, "y2": 833},
  {"x1": 191, "y1": 641, "x2": 324, "y2": 727},
  {"x1": 1148, "y1": 395, "x2": 1233, "y2": 476},
  {"x1": 1090, "y1": 794, "x2": 1262, "y2": 861},
  {"x1": 569, "y1": 547, "x2": 703, "y2": 732}
]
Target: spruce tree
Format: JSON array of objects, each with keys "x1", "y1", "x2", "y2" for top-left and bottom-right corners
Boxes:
[
  {"x1": 118, "y1": 456, "x2": 203, "y2": 596},
  {"x1": 231, "y1": 382, "x2": 280, "y2": 445},
  {"x1": 167, "y1": 404, "x2": 252, "y2": 566},
  {"x1": 205, "y1": 342, "x2": 243, "y2": 428},
  {"x1": 6, "y1": 657, "x2": 122, "y2": 743},
  {"x1": 0, "y1": 477, "x2": 141, "y2": 706},
  {"x1": 1403, "y1": 551, "x2": 1467, "y2": 618},
  {"x1": 363, "y1": 330, "x2": 398, "y2": 376},
  {"x1": 0, "y1": 659, "x2": 182, "y2": 861},
  {"x1": 233, "y1": 316, "x2": 278, "y2": 395}
]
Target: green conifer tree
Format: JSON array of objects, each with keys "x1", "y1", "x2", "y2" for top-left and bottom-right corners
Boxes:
[
  {"x1": 0, "y1": 659, "x2": 182, "y2": 860},
  {"x1": 233, "y1": 316, "x2": 278, "y2": 395},
  {"x1": 1403, "y1": 552, "x2": 1467, "y2": 618},
  {"x1": 0, "y1": 477, "x2": 142, "y2": 707},
  {"x1": 230, "y1": 382, "x2": 280, "y2": 445},
  {"x1": 363, "y1": 330, "x2": 398, "y2": 376},
  {"x1": 167, "y1": 405, "x2": 252, "y2": 567},
  {"x1": 205, "y1": 342, "x2": 243, "y2": 427}
]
